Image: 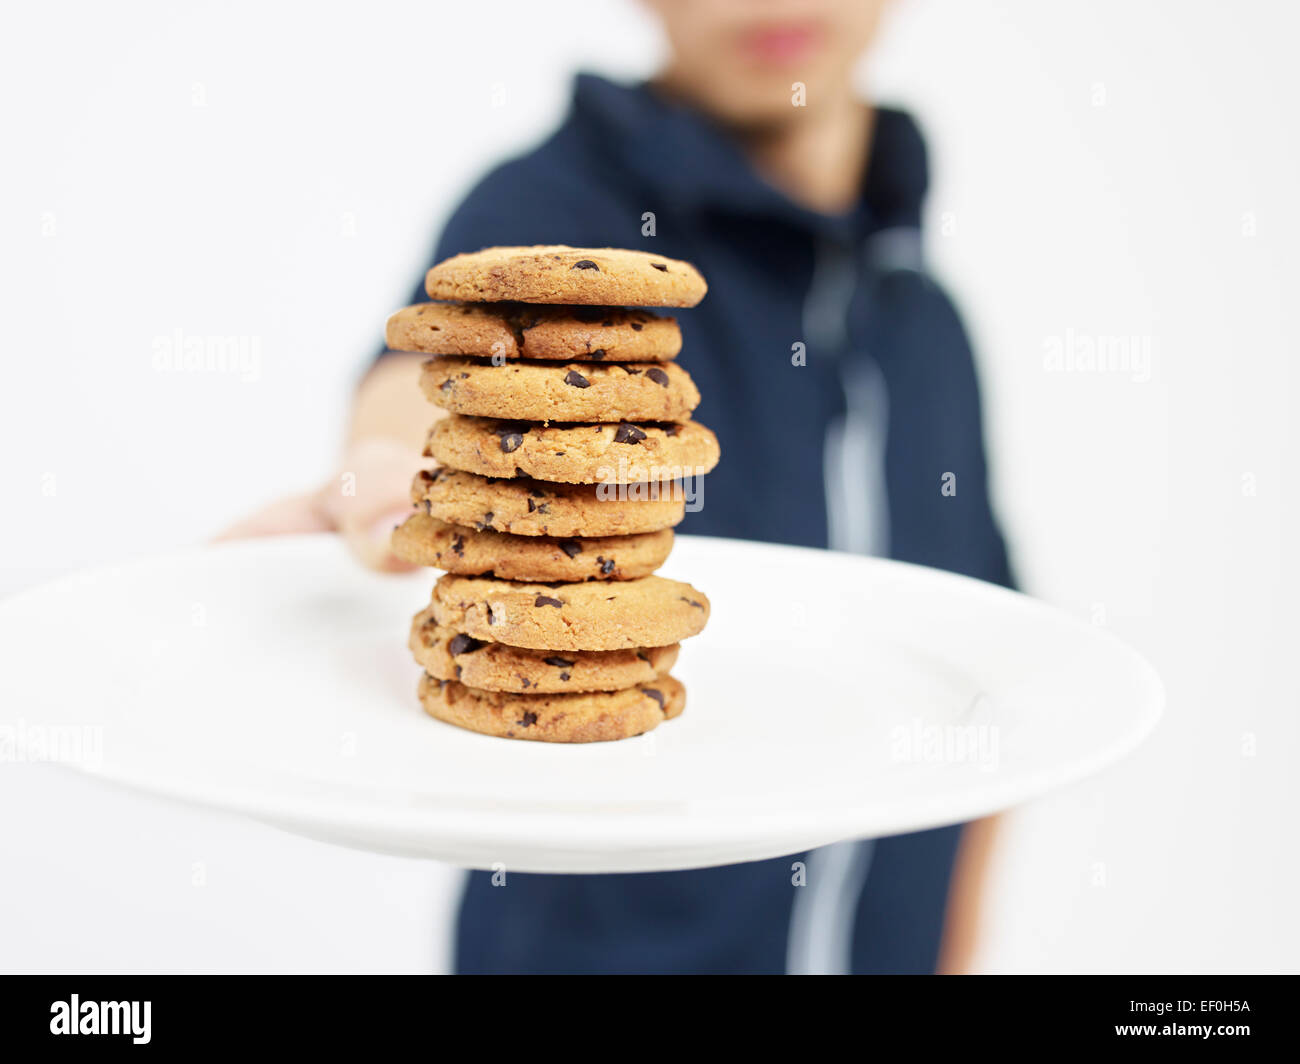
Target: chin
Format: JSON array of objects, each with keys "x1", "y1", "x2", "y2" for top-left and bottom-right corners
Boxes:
[{"x1": 700, "y1": 78, "x2": 811, "y2": 128}]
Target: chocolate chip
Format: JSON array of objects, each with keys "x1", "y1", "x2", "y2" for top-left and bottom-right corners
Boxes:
[
  {"x1": 500, "y1": 432, "x2": 524, "y2": 453},
  {"x1": 614, "y1": 422, "x2": 647, "y2": 444},
  {"x1": 454, "y1": 665, "x2": 462, "y2": 679},
  {"x1": 664, "y1": 424, "x2": 680, "y2": 436},
  {"x1": 519, "y1": 677, "x2": 531, "y2": 689},
  {"x1": 485, "y1": 605, "x2": 495, "y2": 625},
  {"x1": 588, "y1": 349, "x2": 606, "y2": 360},
  {"x1": 564, "y1": 370, "x2": 590, "y2": 388},
  {"x1": 483, "y1": 511, "x2": 494, "y2": 526},
  {"x1": 558, "y1": 540, "x2": 582, "y2": 558},
  {"x1": 630, "y1": 322, "x2": 643, "y2": 331},
  {"x1": 680, "y1": 596, "x2": 705, "y2": 609},
  {"x1": 597, "y1": 557, "x2": 615, "y2": 575},
  {"x1": 422, "y1": 499, "x2": 433, "y2": 515},
  {"x1": 544, "y1": 656, "x2": 575, "y2": 668},
  {"x1": 534, "y1": 595, "x2": 563, "y2": 608},
  {"x1": 645, "y1": 367, "x2": 669, "y2": 387},
  {"x1": 451, "y1": 535, "x2": 465, "y2": 556},
  {"x1": 440, "y1": 378, "x2": 453, "y2": 391},
  {"x1": 650, "y1": 263, "x2": 668, "y2": 272},
  {"x1": 642, "y1": 688, "x2": 665, "y2": 708},
  {"x1": 558, "y1": 671, "x2": 571, "y2": 682},
  {"x1": 448, "y1": 633, "x2": 484, "y2": 656},
  {"x1": 518, "y1": 711, "x2": 538, "y2": 727},
  {"x1": 526, "y1": 498, "x2": 535, "y2": 512},
  {"x1": 572, "y1": 259, "x2": 600, "y2": 271},
  {"x1": 536, "y1": 503, "x2": 550, "y2": 515}
]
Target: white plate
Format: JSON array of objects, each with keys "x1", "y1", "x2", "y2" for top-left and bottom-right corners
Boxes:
[{"x1": 0, "y1": 534, "x2": 1162, "y2": 873}]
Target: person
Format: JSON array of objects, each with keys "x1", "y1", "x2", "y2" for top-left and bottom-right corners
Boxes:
[{"x1": 226, "y1": 0, "x2": 1012, "y2": 974}]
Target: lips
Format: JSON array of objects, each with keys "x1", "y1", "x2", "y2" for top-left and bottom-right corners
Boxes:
[{"x1": 737, "y1": 22, "x2": 824, "y2": 64}]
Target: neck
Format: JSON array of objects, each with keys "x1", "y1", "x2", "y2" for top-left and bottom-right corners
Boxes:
[{"x1": 739, "y1": 94, "x2": 874, "y2": 215}]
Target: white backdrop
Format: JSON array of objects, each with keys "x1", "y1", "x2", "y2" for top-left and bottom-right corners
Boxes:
[{"x1": 2, "y1": 0, "x2": 1296, "y2": 973}]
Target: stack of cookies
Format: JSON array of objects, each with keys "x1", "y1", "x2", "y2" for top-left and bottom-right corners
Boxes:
[{"x1": 387, "y1": 246, "x2": 719, "y2": 743}]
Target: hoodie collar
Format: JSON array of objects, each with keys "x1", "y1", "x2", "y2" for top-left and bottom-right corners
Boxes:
[{"x1": 570, "y1": 73, "x2": 928, "y2": 242}]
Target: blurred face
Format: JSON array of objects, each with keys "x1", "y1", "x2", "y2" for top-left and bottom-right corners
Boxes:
[{"x1": 647, "y1": 0, "x2": 891, "y2": 127}]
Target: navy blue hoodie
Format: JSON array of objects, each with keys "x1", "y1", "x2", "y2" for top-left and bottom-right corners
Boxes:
[{"x1": 401, "y1": 75, "x2": 1013, "y2": 974}]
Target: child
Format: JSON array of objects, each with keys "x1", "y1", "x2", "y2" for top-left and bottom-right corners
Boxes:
[{"x1": 230, "y1": 0, "x2": 1011, "y2": 974}]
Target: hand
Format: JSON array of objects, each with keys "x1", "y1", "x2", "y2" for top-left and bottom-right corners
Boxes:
[{"x1": 216, "y1": 437, "x2": 422, "y2": 573}]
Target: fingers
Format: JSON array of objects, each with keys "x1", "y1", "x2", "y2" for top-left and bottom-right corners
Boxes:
[
  {"x1": 215, "y1": 492, "x2": 336, "y2": 542},
  {"x1": 317, "y1": 437, "x2": 425, "y2": 573},
  {"x1": 339, "y1": 506, "x2": 420, "y2": 573},
  {"x1": 216, "y1": 437, "x2": 425, "y2": 573}
]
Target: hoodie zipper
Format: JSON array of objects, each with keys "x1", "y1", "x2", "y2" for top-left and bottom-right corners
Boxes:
[
  {"x1": 804, "y1": 239, "x2": 892, "y2": 556},
  {"x1": 785, "y1": 236, "x2": 892, "y2": 974}
]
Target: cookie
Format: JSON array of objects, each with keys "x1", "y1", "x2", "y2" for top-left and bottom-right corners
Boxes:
[
  {"x1": 425, "y1": 416, "x2": 720, "y2": 484},
  {"x1": 386, "y1": 303, "x2": 681, "y2": 362},
  {"x1": 418, "y1": 671, "x2": 685, "y2": 743},
  {"x1": 424, "y1": 246, "x2": 707, "y2": 307},
  {"x1": 412, "y1": 468, "x2": 685, "y2": 537},
  {"x1": 410, "y1": 608, "x2": 679, "y2": 693},
  {"x1": 392, "y1": 512, "x2": 673, "y2": 580},
  {"x1": 420, "y1": 357, "x2": 699, "y2": 423},
  {"x1": 430, "y1": 573, "x2": 710, "y2": 651}
]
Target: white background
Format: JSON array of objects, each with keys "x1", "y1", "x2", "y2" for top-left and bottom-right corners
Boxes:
[{"x1": 2, "y1": 0, "x2": 1296, "y2": 973}]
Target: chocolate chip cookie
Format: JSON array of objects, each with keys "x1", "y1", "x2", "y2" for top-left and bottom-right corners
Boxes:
[
  {"x1": 419, "y1": 357, "x2": 699, "y2": 423},
  {"x1": 392, "y1": 512, "x2": 673, "y2": 580},
  {"x1": 386, "y1": 303, "x2": 681, "y2": 361},
  {"x1": 409, "y1": 608, "x2": 679, "y2": 693},
  {"x1": 424, "y1": 246, "x2": 707, "y2": 307},
  {"x1": 411, "y1": 468, "x2": 685, "y2": 537},
  {"x1": 425, "y1": 415, "x2": 720, "y2": 484},
  {"x1": 418, "y1": 671, "x2": 685, "y2": 742},
  {"x1": 430, "y1": 573, "x2": 710, "y2": 651}
]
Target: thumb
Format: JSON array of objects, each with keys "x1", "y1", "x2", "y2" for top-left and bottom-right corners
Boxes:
[
  {"x1": 340, "y1": 505, "x2": 420, "y2": 573},
  {"x1": 318, "y1": 438, "x2": 426, "y2": 573}
]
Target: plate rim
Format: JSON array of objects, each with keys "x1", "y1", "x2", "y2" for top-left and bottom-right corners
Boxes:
[{"x1": 0, "y1": 533, "x2": 1165, "y2": 870}]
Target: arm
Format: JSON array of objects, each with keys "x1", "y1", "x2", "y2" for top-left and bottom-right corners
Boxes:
[
  {"x1": 219, "y1": 157, "x2": 597, "y2": 567},
  {"x1": 215, "y1": 351, "x2": 431, "y2": 568},
  {"x1": 936, "y1": 813, "x2": 1002, "y2": 974}
]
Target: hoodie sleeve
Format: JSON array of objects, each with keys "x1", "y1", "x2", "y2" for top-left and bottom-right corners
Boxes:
[
  {"x1": 872, "y1": 268, "x2": 1016, "y2": 591},
  {"x1": 861, "y1": 110, "x2": 1015, "y2": 591}
]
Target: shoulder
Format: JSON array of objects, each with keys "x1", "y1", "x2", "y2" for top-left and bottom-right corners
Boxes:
[
  {"x1": 436, "y1": 119, "x2": 624, "y2": 260},
  {"x1": 867, "y1": 106, "x2": 930, "y2": 229}
]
